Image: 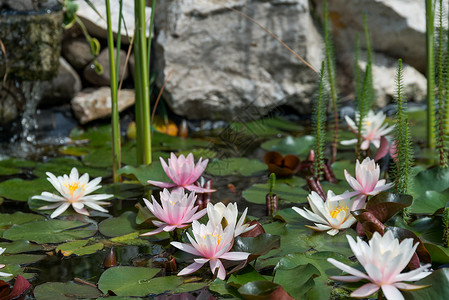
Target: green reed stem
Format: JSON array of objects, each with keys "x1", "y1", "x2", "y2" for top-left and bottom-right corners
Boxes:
[
  {"x1": 134, "y1": 0, "x2": 152, "y2": 165},
  {"x1": 105, "y1": 0, "x2": 121, "y2": 182},
  {"x1": 426, "y1": 0, "x2": 436, "y2": 150}
]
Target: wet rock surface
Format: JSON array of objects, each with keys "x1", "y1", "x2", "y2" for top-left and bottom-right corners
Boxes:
[
  {"x1": 83, "y1": 48, "x2": 129, "y2": 87},
  {"x1": 62, "y1": 38, "x2": 93, "y2": 70}
]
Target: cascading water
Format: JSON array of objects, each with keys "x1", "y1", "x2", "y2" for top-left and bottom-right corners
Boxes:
[{"x1": 0, "y1": 2, "x2": 63, "y2": 158}]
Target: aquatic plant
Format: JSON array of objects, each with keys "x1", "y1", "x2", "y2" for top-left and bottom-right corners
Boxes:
[
  {"x1": 436, "y1": 0, "x2": 447, "y2": 167},
  {"x1": 328, "y1": 231, "x2": 431, "y2": 300},
  {"x1": 32, "y1": 167, "x2": 113, "y2": 218},
  {"x1": 170, "y1": 220, "x2": 250, "y2": 280},
  {"x1": 323, "y1": 0, "x2": 339, "y2": 163},
  {"x1": 140, "y1": 189, "x2": 206, "y2": 236},
  {"x1": 312, "y1": 61, "x2": 327, "y2": 179},
  {"x1": 393, "y1": 59, "x2": 415, "y2": 194},
  {"x1": 426, "y1": 0, "x2": 436, "y2": 149},
  {"x1": 207, "y1": 202, "x2": 255, "y2": 237},
  {"x1": 292, "y1": 190, "x2": 356, "y2": 236},
  {"x1": 341, "y1": 110, "x2": 394, "y2": 151},
  {"x1": 332, "y1": 157, "x2": 393, "y2": 210},
  {"x1": 147, "y1": 153, "x2": 215, "y2": 193}
]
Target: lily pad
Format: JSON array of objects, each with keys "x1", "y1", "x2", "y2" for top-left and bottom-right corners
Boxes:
[
  {"x1": 412, "y1": 166, "x2": 449, "y2": 197},
  {"x1": 423, "y1": 243, "x2": 449, "y2": 264},
  {"x1": 237, "y1": 280, "x2": 290, "y2": 299},
  {"x1": 0, "y1": 166, "x2": 20, "y2": 176},
  {"x1": 274, "y1": 263, "x2": 319, "y2": 299},
  {"x1": 242, "y1": 182, "x2": 308, "y2": 204},
  {"x1": 206, "y1": 158, "x2": 267, "y2": 177},
  {"x1": 261, "y1": 136, "x2": 315, "y2": 156},
  {"x1": 0, "y1": 158, "x2": 37, "y2": 169},
  {"x1": 0, "y1": 212, "x2": 45, "y2": 236},
  {"x1": 0, "y1": 240, "x2": 43, "y2": 253},
  {"x1": 117, "y1": 162, "x2": 169, "y2": 186},
  {"x1": 0, "y1": 254, "x2": 46, "y2": 264},
  {"x1": 227, "y1": 265, "x2": 268, "y2": 288},
  {"x1": 56, "y1": 240, "x2": 104, "y2": 256},
  {"x1": 331, "y1": 160, "x2": 354, "y2": 181},
  {"x1": 98, "y1": 266, "x2": 184, "y2": 297},
  {"x1": 33, "y1": 157, "x2": 110, "y2": 179},
  {"x1": 233, "y1": 234, "x2": 281, "y2": 258},
  {"x1": 0, "y1": 177, "x2": 52, "y2": 202},
  {"x1": 3, "y1": 220, "x2": 97, "y2": 244},
  {"x1": 152, "y1": 131, "x2": 209, "y2": 151},
  {"x1": 99, "y1": 211, "x2": 138, "y2": 238},
  {"x1": 403, "y1": 268, "x2": 449, "y2": 299},
  {"x1": 409, "y1": 190, "x2": 449, "y2": 214},
  {"x1": 34, "y1": 281, "x2": 102, "y2": 300}
]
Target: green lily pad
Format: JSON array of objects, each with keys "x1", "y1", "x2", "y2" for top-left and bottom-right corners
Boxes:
[
  {"x1": 117, "y1": 162, "x2": 169, "y2": 186},
  {"x1": 274, "y1": 263, "x2": 319, "y2": 299},
  {"x1": 242, "y1": 182, "x2": 308, "y2": 204},
  {"x1": 3, "y1": 220, "x2": 97, "y2": 244},
  {"x1": 206, "y1": 158, "x2": 267, "y2": 177},
  {"x1": 237, "y1": 280, "x2": 286, "y2": 299},
  {"x1": 0, "y1": 166, "x2": 20, "y2": 176},
  {"x1": 233, "y1": 234, "x2": 281, "y2": 257},
  {"x1": 34, "y1": 281, "x2": 102, "y2": 300},
  {"x1": 0, "y1": 177, "x2": 52, "y2": 202},
  {"x1": 261, "y1": 136, "x2": 315, "y2": 156},
  {"x1": 409, "y1": 190, "x2": 449, "y2": 214},
  {"x1": 0, "y1": 158, "x2": 37, "y2": 169},
  {"x1": 109, "y1": 232, "x2": 153, "y2": 246},
  {"x1": 0, "y1": 212, "x2": 46, "y2": 236},
  {"x1": 403, "y1": 268, "x2": 449, "y2": 299},
  {"x1": 1, "y1": 264, "x2": 35, "y2": 281},
  {"x1": 152, "y1": 131, "x2": 209, "y2": 151},
  {"x1": 331, "y1": 160, "x2": 354, "y2": 181},
  {"x1": 0, "y1": 253, "x2": 46, "y2": 264},
  {"x1": 98, "y1": 266, "x2": 170, "y2": 297},
  {"x1": 423, "y1": 243, "x2": 449, "y2": 264},
  {"x1": 230, "y1": 121, "x2": 284, "y2": 137},
  {"x1": 99, "y1": 211, "x2": 138, "y2": 238},
  {"x1": 412, "y1": 166, "x2": 449, "y2": 197},
  {"x1": 0, "y1": 240, "x2": 43, "y2": 253},
  {"x1": 33, "y1": 157, "x2": 110, "y2": 179},
  {"x1": 56, "y1": 240, "x2": 104, "y2": 256},
  {"x1": 227, "y1": 265, "x2": 268, "y2": 288},
  {"x1": 70, "y1": 124, "x2": 111, "y2": 147}
]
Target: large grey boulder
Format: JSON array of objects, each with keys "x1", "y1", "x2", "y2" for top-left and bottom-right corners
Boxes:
[
  {"x1": 71, "y1": 87, "x2": 135, "y2": 124},
  {"x1": 155, "y1": 0, "x2": 323, "y2": 120},
  {"x1": 358, "y1": 52, "x2": 426, "y2": 107},
  {"x1": 76, "y1": 0, "x2": 152, "y2": 44},
  {"x1": 312, "y1": 0, "x2": 427, "y2": 73}
]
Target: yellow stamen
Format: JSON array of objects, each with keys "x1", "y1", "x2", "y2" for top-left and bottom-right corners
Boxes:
[
  {"x1": 64, "y1": 182, "x2": 85, "y2": 195},
  {"x1": 201, "y1": 233, "x2": 223, "y2": 245},
  {"x1": 330, "y1": 205, "x2": 348, "y2": 219}
]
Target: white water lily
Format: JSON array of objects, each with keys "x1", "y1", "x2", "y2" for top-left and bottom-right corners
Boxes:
[
  {"x1": 328, "y1": 231, "x2": 431, "y2": 300},
  {"x1": 341, "y1": 110, "x2": 394, "y2": 150},
  {"x1": 206, "y1": 202, "x2": 255, "y2": 237},
  {"x1": 32, "y1": 167, "x2": 113, "y2": 218},
  {"x1": 0, "y1": 248, "x2": 12, "y2": 277},
  {"x1": 292, "y1": 190, "x2": 356, "y2": 236}
]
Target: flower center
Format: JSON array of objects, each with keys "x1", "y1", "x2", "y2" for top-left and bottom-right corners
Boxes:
[
  {"x1": 330, "y1": 205, "x2": 348, "y2": 219},
  {"x1": 202, "y1": 233, "x2": 223, "y2": 245},
  {"x1": 64, "y1": 182, "x2": 84, "y2": 196}
]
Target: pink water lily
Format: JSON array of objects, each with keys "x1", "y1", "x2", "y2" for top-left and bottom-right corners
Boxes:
[
  {"x1": 148, "y1": 153, "x2": 215, "y2": 193},
  {"x1": 331, "y1": 157, "x2": 393, "y2": 210},
  {"x1": 328, "y1": 231, "x2": 431, "y2": 300},
  {"x1": 32, "y1": 168, "x2": 113, "y2": 218},
  {"x1": 171, "y1": 220, "x2": 250, "y2": 280},
  {"x1": 341, "y1": 110, "x2": 394, "y2": 150},
  {"x1": 140, "y1": 188, "x2": 207, "y2": 236}
]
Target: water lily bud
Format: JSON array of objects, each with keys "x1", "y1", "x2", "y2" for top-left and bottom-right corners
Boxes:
[
  {"x1": 240, "y1": 220, "x2": 265, "y2": 238},
  {"x1": 164, "y1": 256, "x2": 177, "y2": 273},
  {"x1": 103, "y1": 248, "x2": 117, "y2": 269},
  {"x1": 179, "y1": 119, "x2": 188, "y2": 139}
]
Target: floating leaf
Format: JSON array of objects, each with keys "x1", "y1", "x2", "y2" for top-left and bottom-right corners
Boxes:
[
  {"x1": 0, "y1": 158, "x2": 37, "y2": 169},
  {"x1": 227, "y1": 265, "x2": 267, "y2": 288},
  {"x1": 403, "y1": 268, "x2": 449, "y2": 299},
  {"x1": 409, "y1": 190, "x2": 449, "y2": 214},
  {"x1": 423, "y1": 243, "x2": 449, "y2": 264},
  {"x1": 3, "y1": 220, "x2": 97, "y2": 244},
  {"x1": 117, "y1": 162, "x2": 169, "y2": 186},
  {"x1": 0, "y1": 166, "x2": 19, "y2": 176},
  {"x1": 242, "y1": 183, "x2": 308, "y2": 204},
  {"x1": 413, "y1": 166, "x2": 449, "y2": 197},
  {"x1": 274, "y1": 263, "x2": 319, "y2": 299},
  {"x1": 34, "y1": 281, "x2": 102, "y2": 300},
  {"x1": 0, "y1": 240, "x2": 43, "y2": 253},
  {"x1": 261, "y1": 136, "x2": 315, "y2": 156},
  {"x1": 366, "y1": 192, "x2": 413, "y2": 221},
  {"x1": 98, "y1": 266, "x2": 184, "y2": 297},
  {"x1": 1, "y1": 264, "x2": 35, "y2": 281},
  {"x1": 331, "y1": 160, "x2": 354, "y2": 181},
  {"x1": 206, "y1": 158, "x2": 267, "y2": 177},
  {"x1": 56, "y1": 240, "x2": 104, "y2": 256},
  {"x1": 238, "y1": 281, "x2": 293, "y2": 300},
  {"x1": 152, "y1": 131, "x2": 209, "y2": 151},
  {"x1": 0, "y1": 254, "x2": 46, "y2": 264},
  {"x1": 99, "y1": 211, "x2": 138, "y2": 238},
  {"x1": 0, "y1": 178, "x2": 52, "y2": 202},
  {"x1": 33, "y1": 157, "x2": 110, "y2": 178},
  {"x1": 0, "y1": 212, "x2": 45, "y2": 236},
  {"x1": 233, "y1": 234, "x2": 280, "y2": 258}
]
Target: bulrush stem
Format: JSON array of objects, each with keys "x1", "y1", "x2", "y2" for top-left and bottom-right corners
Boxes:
[
  {"x1": 443, "y1": 207, "x2": 449, "y2": 247},
  {"x1": 426, "y1": 0, "x2": 436, "y2": 150},
  {"x1": 105, "y1": 0, "x2": 121, "y2": 182}
]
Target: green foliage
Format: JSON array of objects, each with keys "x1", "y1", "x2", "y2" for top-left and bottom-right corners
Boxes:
[
  {"x1": 436, "y1": 0, "x2": 447, "y2": 167},
  {"x1": 362, "y1": 13, "x2": 374, "y2": 109},
  {"x1": 393, "y1": 59, "x2": 415, "y2": 195},
  {"x1": 426, "y1": 0, "x2": 436, "y2": 149},
  {"x1": 323, "y1": 0, "x2": 339, "y2": 162},
  {"x1": 312, "y1": 61, "x2": 328, "y2": 178},
  {"x1": 443, "y1": 207, "x2": 449, "y2": 247}
]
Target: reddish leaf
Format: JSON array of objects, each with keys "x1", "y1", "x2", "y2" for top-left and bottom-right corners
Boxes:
[
  {"x1": 240, "y1": 220, "x2": 266, "y2": 238},
  {"x1": 1, "y1": 275, "x2": 31, "y2": 300}
]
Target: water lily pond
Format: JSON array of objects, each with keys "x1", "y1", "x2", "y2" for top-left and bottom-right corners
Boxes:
[{"x1": 0, "y1": 108, "x2": 447, "y2": 300}]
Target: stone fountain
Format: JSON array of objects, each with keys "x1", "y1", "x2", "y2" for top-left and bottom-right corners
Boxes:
[{"x1": 0, "y1": 0, "x2": 63, "y2": 153}]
